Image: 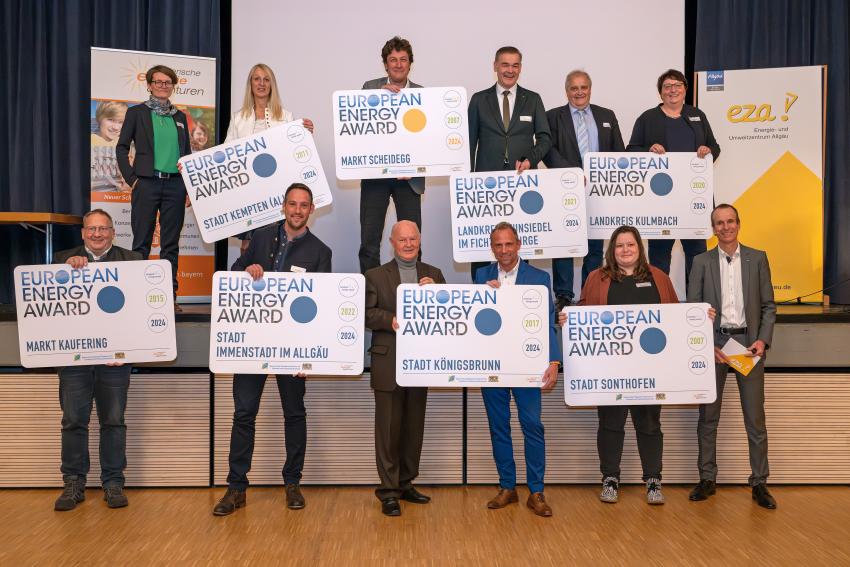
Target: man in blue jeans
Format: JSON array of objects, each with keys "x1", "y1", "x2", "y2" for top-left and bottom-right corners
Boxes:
[
  {"x1": 53, "y1": 209, "x2": 142, "y2": 511},
  {"x1": 213, "y1": 184, "x2": 332, "y2": 516}
]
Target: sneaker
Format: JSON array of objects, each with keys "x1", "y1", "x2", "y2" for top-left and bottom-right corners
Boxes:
[
  {"x1": 599, "y1": 476, "x2": 619, "y2": 503},
  {"x1": 103, "y1": 485, "x2": 129, "y2": 508},
  {"x1": 646, "y1": 478, "x2": 665, "y2": 505},
  {"x1": 54, "y1": 478, "x2": 86, "y2": 511}
]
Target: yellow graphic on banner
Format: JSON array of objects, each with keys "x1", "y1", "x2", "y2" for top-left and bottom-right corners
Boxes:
[
  {"x1": 708, "y1": 151, "x2": 822, "y2": 302},
  {"x1": 726, "y1": 92, "x2": 798, "y2": 123}
]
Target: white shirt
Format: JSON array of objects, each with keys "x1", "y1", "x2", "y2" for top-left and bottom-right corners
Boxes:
[
  {"x1": 386, "y1": 77, "x2": 410, "y2": 88},
  {"x1": 719, "y1": 245, "x2": 746, "y2": 328},
  {"x1": 494, "y1": 83, "x2": 518, "y2": 124},
  {"x1": 497, "y1": 259, "x2": 520, "y2": 286},
  {"x1": 85, "y1": 245, "x2": 113, "y2": 261}
]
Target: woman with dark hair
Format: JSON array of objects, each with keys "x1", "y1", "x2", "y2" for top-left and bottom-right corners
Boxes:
[
  {"x1": 116, "y1": 64, "x2": 191, "y2": 309},
  {"x1": 578, "y1": 225, "x2": 679, "y2": 506},
  {"x1": 627, "y1": 69, "x2": 721, "y2": 284}
]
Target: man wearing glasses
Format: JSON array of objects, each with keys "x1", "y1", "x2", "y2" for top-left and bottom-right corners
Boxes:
[
  {"x1": 117, "y1": 65, "x2": 192, "y2": 311},
  {"x1": 52, "y1": 209, "x2": 142, "y2": 511}
]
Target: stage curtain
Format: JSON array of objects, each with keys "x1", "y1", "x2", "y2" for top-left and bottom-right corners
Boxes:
[
  {"x1": 694, "y1": 0, "x2": 850, "y2": 303},
  {"x1": 0, "y1": 0, "x2": 222, "y2": 303}
]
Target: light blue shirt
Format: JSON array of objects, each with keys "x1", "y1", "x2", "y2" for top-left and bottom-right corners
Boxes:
[{"x1": 570, "y1": 104, "x2": 599, "y2": 155}]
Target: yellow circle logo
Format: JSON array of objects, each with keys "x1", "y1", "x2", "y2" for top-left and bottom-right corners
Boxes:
[{"x1": 402, "y1": 109, "x2": 427, "y2": 132}]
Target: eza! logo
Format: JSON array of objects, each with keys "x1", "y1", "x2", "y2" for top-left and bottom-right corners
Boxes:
[{"x1": 727, "y1": 92, "x2": 798, "y2": 123}]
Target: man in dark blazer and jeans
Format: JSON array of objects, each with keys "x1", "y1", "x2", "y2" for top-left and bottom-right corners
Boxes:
[
  {"x1": 365, "y1": 220, "x2": 445, "y2": 517},
  {"x1": 467, "y1": 46, "x2": 552, "y2": 278},
  {"x1": 213, "y1": 183, "x2": 332, "y2": 517},
  {"x1": 543, "y1": 70, "x2": 625, "y2": 310},
  {"x1": 116, "y1": 64, "x2": 192, "y2": 305}
]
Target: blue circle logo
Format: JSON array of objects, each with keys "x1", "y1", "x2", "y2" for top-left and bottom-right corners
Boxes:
[
  {"x1": 436, "y1": 290, "x2": 450, "y2": 304},
  {"x1": 213, "y1": 151, "x2": 226, "y2": 163},
  {"x1": 484, "y1": 177, "x2": 497, "y2": 189},
  {"x1": 97, "y1": 286, "x2": 125, "y2": 314},
  {"x1": 290, "y1": 296, "x2": 318, "y2": 324},
  {"x1": 600, "y1": 311, "x2": 614, "y2": 324},
  {"x1": 519, "y1": 191, "x2": 544, "y2": 215},
  {"x1": 55, "y1": 270, "x2": 70, "y2": 284},
  {"x1": 252, "y1": 153, "x2": 277, "y2": 178},
  {"x1": 367, "y1": 94, "x2": 380, "y2": 107},
  {"x1": 475, "y1": 308, "x2": 502, "y2": 336},
  {"x1": 640, "y1": 327, "x2": 667, "y2": 354},
  {"x1": 650, "y1": 172, "x2": 674, "y2": 196},
  {"x1": 251, "y1": 278, "x2": 266, "y2": 291},
  {"x1": 617, "y1": 157, "x2": 630, "y2": 169}
]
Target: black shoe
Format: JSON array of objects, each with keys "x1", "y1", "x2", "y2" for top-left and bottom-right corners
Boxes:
[
  {"x1": 400, "y1": 486, "x2": 431, "y2": 504},
  {"x1": 103, "y1": 485, "x2": 128, "y2": 508},
  {"x1": 213, "y1": 488, "x2": 246, "y2": 516},
  {"x1": 54, "y1": 478, "x2": 86, "y2": 511},
  {"x1": 381, "y1": 497, "x2": 401, "y2": 516},
  {"x1": 752, "y1": 483, "x2": 777, "y2": 509},
  {"x1": 285, "y1": 484, "x2": 305, "y2": 510},
  {"x1": 689, "y1": 479, "x2": 716, "y2": 501},
  {"x1": 555, "y1": 295, "x2": 573, "y2": 313}
]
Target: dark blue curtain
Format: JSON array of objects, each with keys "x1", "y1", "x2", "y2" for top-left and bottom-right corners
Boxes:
[
  {"x1": 0, "y1": 0, "x2": 223, "y2": 303},
  {"x1": 694, "y1": 0, "x2": 850, "y2": 303}
]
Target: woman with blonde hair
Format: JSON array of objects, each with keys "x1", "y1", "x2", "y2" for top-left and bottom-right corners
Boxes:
[{"x1": 226, "y1": 63, "x2": 314, "y2": 250}]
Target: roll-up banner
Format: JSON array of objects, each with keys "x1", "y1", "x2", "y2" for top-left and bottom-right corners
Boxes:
[
  {"x1": 696, "y1": 66, "x2": 824, "y2": 303},
  {"x1": 90, "y1": 47, "x2": 217, "y2": 301}
]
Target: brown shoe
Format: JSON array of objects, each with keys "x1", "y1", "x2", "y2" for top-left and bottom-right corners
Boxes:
[
  {"x1": 213, "y1": 488, "x2": 246, "y2": 516},
  {"x1": 527, "y1": 492, "x2": 553, "y2": 517},
  {"x1": 487, "y1": 488, "x2": 519, "y2": 509}
]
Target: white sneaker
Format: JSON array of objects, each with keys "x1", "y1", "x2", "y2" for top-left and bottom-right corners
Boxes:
[
  {"x1": 646, "y1": 478, "x2": 665, "y2": 505},
  {"x1": 599, "y1": 476, "x2": 619, "y2": 503}
]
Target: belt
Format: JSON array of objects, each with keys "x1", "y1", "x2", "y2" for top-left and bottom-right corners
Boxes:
[
  {"x1": 719, "y1": 326, "x2": 747, "y2": 335},
  {"x1": 152, "y1": 170, "x2": 177, "y2": 179}
]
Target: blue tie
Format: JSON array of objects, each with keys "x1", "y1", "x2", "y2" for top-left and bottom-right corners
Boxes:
[{"x1": 576, "y1": 108, "x2": 590, "y2": 163}]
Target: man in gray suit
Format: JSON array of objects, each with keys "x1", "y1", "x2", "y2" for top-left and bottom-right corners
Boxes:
[
  {"x1": 686, "y1": 204, "x2": 777, "y2": 509},
  {"x1": 467, "y1": 46, "x2": 552, "y2": 277},
  {"x1": 359, "y1": 36, "x2": 425, "y2": 274}
]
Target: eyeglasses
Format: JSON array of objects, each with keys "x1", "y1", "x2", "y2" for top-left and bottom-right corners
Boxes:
[
  {"x1": 662, "y1": 82, "x2": 685, "y2": 91},
  {"x1": 151, "y1": 80, "x2": 174, "y2": 88},
  {"x1": 84, "y1": 226, "x2": 114, "y2": 234}
]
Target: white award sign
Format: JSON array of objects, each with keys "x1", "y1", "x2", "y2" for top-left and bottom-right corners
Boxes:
[
  {"x1": 15, "y1": 260, "x2": 176, "y2": 367},
  {"x1": 563, "y1": 302, "x2": 716, "y2": 406},
  {"x1": 450, "y1": 168, "x2": 588, "y2": 262},
  {"x1": 584, "y1": 152, "x2": 713, "y2": 239},
  {"x1": 180, "y1": 121, "x2": 331, "y2": 243},
  {"x1": 210, "y1": 271, "x2": 364, "y2": 375},
  {"x1": 332, "y1": 86, "x2": 470, "y2": 179},
  {"x1": 396, "y1": 284, "x2": 550, "y2": 387}
]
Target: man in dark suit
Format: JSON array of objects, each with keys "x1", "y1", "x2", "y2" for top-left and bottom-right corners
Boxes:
[
  {"x1": 365, "y1": 220, "x2": 446, "y2": 516},
  {"x1": 52, "y1": 209, "x2": 142, "y2": 512},
  {"x1": 474, "y1": 222, "x2": 560, "y2": 517},
  {"x1": 687, "y1": 204, "x2": 777, "y2": 509},
  {"x1": 467, "y1": 46, "x2": 552, "y2": 278},
  {"x1": 213, "y1": 183, "x2": 332, "y2": 517},
  {"x1": 543, "y1": 70, "x2": 625, "y2": 310},
  {"x1": 359, "y1": 36, "x2": 425, "y2": 274},
  {"x1": 116, "y1": 65, "x2": 192, "y2": 306}
]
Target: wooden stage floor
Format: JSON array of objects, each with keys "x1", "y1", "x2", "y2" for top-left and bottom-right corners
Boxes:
[{"x1": 2, "y1": 485, "x2": 849, "y2": 565}]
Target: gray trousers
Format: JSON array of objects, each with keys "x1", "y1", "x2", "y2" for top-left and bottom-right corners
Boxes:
[
  {"x1": 374, "y1": 386, "x2": 427, "y2": 500},
  {"x1": 697, "y1": 333, "x2": 770, "y2": 485}
]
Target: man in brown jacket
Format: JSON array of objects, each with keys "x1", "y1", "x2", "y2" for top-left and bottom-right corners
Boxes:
[{"x1": 365, "y1": 220, "x2": 446, "y2": 516}]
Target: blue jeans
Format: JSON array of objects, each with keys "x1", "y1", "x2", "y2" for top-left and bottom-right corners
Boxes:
[
  {"x1": 58, "y1": 364, "x2": 131, "y2": 487},
  {"x1": 482, "y1": 387, "x2": 545, "y2": 493},
  {"x1": 551, "y1": 239, "x2": 604, "y2": 300}
]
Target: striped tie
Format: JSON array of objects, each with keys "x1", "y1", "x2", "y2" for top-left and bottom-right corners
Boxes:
[{"x1": 576, "y1": 108, "x2": 590, "y2": 163}]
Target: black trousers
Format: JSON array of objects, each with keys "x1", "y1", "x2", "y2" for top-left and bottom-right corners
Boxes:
[
  {"x1": 226, "y1": 374, "x2": 306, "y2": 488},
  {"x1": 597, "y1": 405, "x2": 663, "y2": 481},
  {"x1": 131, "y1": 176, "x2": 186, "y2": 294},
  {"x1": 374, "y1": 386, "x2": 427, "y2": 500},
  {"x1": 648, "y1": 239, "x2": 708, "y2": 289},
  {"x1": 359, "y1": 178, "x2": 421, "y2": 274}
]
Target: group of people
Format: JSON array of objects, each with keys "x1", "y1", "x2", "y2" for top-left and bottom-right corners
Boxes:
[{"x1": 52, "y1": 37, "x2": 776, "y2": 516}]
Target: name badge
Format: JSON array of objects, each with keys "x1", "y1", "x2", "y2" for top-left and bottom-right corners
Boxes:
[
  {"x1": 636, "y1": 281, "x2": 653, "y2": 288},
  {"x1": 602, "y1": 122, "x2": 611, "y2": 128},
  {"x1": 520, "y1": 115, "x2": 532, "y2": 122},
  {"x1": 689, "y1": 116, "x2": 702, "y2": 122},
  {"x1": 290, "y1": 265, "x2": 307, "y2": 273}
]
